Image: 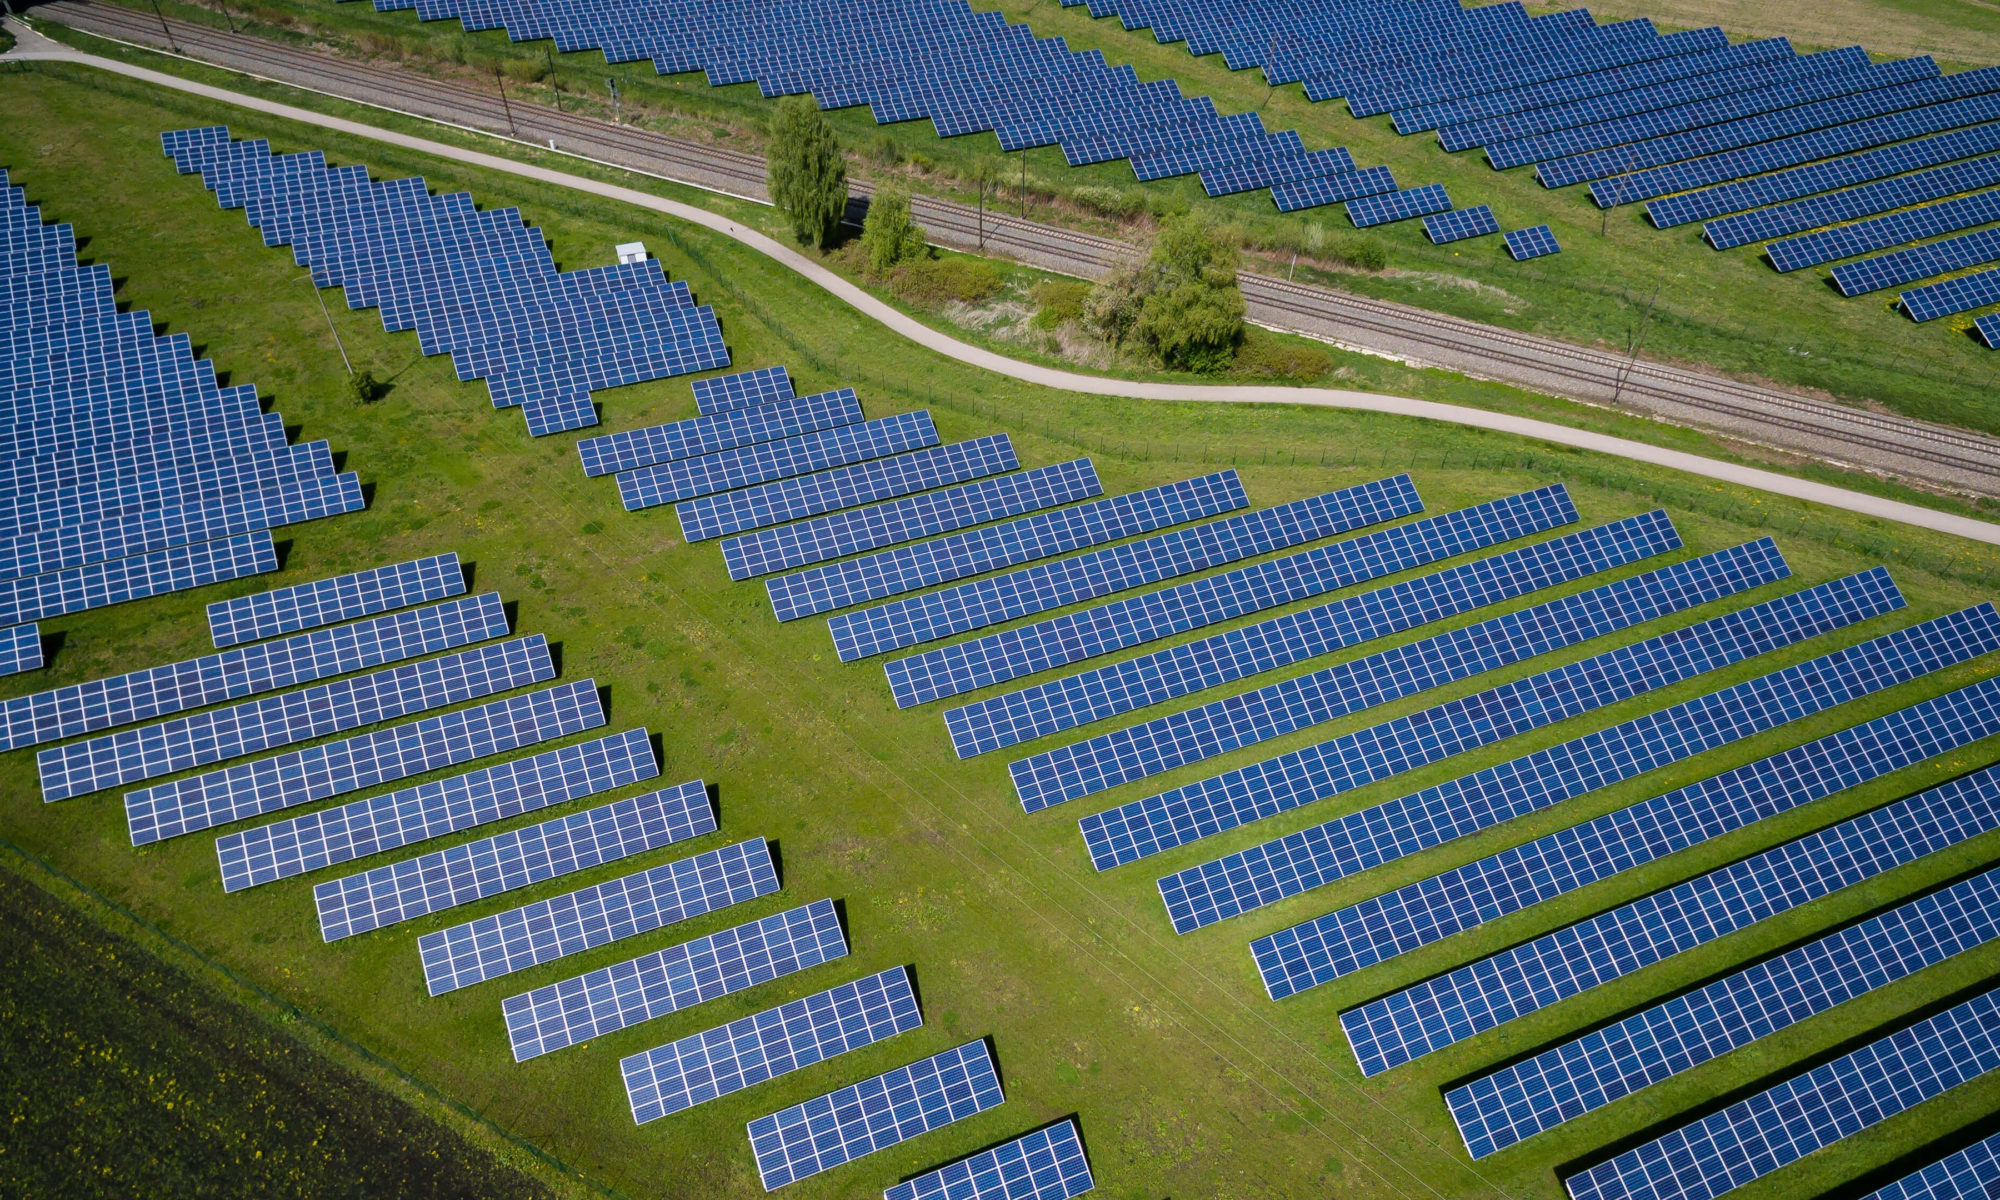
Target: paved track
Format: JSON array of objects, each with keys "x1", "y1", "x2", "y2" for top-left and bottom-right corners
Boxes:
[
  {"x1": 8, "y1": 17, "x2": 2000, "y2": 547},
  {"x1": 28, "y1": 0, "x2": 2000, "y2": 498}
]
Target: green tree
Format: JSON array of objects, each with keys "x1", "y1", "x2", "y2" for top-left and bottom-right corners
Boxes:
[
  {"x1": 767, "y1": 95, "x2": 848, "y2": 249},
  {"x1": 345, "y1": 368, "x2": 380, "y2": 405},
  {"x1": 860, "y1": 184, "x2": 927, "y2": 273},
  {"x1": 1084, "y1": 213, "x2": 1244, "y2": 372}
]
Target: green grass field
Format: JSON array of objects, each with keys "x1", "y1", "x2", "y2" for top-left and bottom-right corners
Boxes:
[
  {"x1": 57, "y1": 0, "x2": 2000, "y2": 443},
  {"x1": 7, "y1": 61, "x2": 2000, "y2": 1200}
]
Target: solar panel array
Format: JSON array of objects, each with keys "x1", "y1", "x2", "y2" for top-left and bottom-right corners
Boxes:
[
  {"x1": 1079, "y1": 542, "x2": 1843, "y2": 868},
  {"x1": 0, "y1": 622, "x2": 42, "y2": 677},
  {"x1": 1345, "y1": 184, "x2": 1453, "y2": 228},
  {"x1": 894, "y1": 480, "x2": 1560, "y2": 712},
  {"x1": 1445, "y1": 765, "x2": 2000, "y2": 1158},
  {"x1": 686, "y1": 434, "x2": 1019, "y2": 547},
  {"x1": 165, "y1": 128, "x2": 729, "y2": 435},
  {"x1": 1, "y1": 590, "x2": 508, "y2": 753},
  {"x1": 1980, "y1": 312, "x2": 2000, "y2": 348},
  {"x1": 1566, "y1": 985, "x2": 2000, "y2": 1200},
  {"x1": 215, "y1": 724, "x2": 656, "y2": 891},
  {"x1": 767, "y1": 471, "x2": 1249, "y2": 622},
  {"x1": 1353, "y1": 750, "x2": 2000, "y2": 1078},
  {"x1": 1154, "y1": 565, "x2": 1935, "y2": 934},
  {"x1": 1903, "y1": 266, "x2": 2000, "y2": 322},
  {"x1": 621, "y1": 966, "x2": 922, "y2": 1124},
  {"x1": 619, "y1": 411, "x2": 942, "y2": 511},
  {"x1": 1254, "y1": 617, "x2": 2000, "y2": 1000},
  {"x1": 1025, "y1": 536, "x2": 1789, "y2": 815},
  {"x1": 354, "y1": 0, "x2": 1406, "y2": 215},
  {"x1": 1703, "y1": 153, "x2": 2000, "y2": 250},
  {"x1": 38, "y1": 633, "x2": 555, "y2": 802},
  {"x1": 832, "y1": 475, "x2": 1418, "y2": 663},
  {"x1": 1862, "y1": 1132, "x2": 2000, "y2": 1200},
  {"x1": 1833, "y1": 227, "x2": 2000, "y2": 296},
  {"x1": 732, "y1": 459, "x2": 1100, "y2": 582},
  {"x1": 0, "y1": 164, "x2": 355, "y2": 632},
  {"x1": 1504, "y1": 224, "x2": 1563, "y2": 260},
  {"x1": 314, "y1": 777, "x2": 713, "y2": 940},
  {"x1": 953, "y1": 509, "x2": 1678, "y2": 761},
  {"x1": 124, "y1": 677, "x2": 603, "y2": 844},
  {"x1": 1767, "y1": 187, "x2": 2000, "y2": 272},
  {"x1": 503, "y1": 897, "x2": 847, "y2": 1061},
  {"x1": 885, "y1": 1120, "x2": 1096, "y2": 1200},
  {"x1": 748, "y1": 1040, "x2": 1005, "y2": 1190},
  {"x1": 575, "y1": 388, "x2": 861, "y2": 478},
  {"x1": 1424, "y1": 205, "x2": 1504, "y2": 245},
  {"x1": 692, "y1": 365, "x2": 793, "y2": 415},
  {"x1": 205, "y1": 553, "x2": 463, "y2": 648}
]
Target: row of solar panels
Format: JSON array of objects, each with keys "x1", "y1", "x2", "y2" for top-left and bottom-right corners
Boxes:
[
  {"x1": 1058, "y1": 0, "x2": 2000, "y2": 331},
  {"x1": 161, "y1": 128, "x2": 732, "y2": 433},
  {"x1": 0, "y1": 165, "x2": 370, "y2": 678},
  {"x1": 632, "y1": 360, "x2": 2000, "y2": 1200},
  {"x1": 0, "y1": 530, "x2": 1091, "y2": 1195},
  {"x1": 337, "y1": 0, "x2": 1438, "y2": 219}
]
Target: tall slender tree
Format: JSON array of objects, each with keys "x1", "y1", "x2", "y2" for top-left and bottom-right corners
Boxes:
[{"x1": 767, "y1": 96, "x2": 848, "y2": 249}]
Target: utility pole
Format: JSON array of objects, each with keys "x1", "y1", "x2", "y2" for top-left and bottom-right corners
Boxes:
[
  {"x1": 606, "y1": 76, "x2": 620, "y2": 124},
  {"x1": 1019, "y1": 148, "x2": 1026, "y2": 218},
  {"x1": 546, "y1": 47, "x2": 562, "y2": 111},
  {"x1": 299, "y1": 275, "x2": 352, "y2": 374},
  {"x1": 976, "y1": 171, "x2": 985, "y2": 250},
  {"x1": 215, "y1": 0, "x2": 239, "y2": 34},
  {"x1": 1610, "y1": 281, "x2": 1661, "y2": 407},
  {"x1": 495, "y1": 64, "x2": 517, "y2": 137},
  {"x1": 147, "y1": 0, "x2": 178, "y2": 52}
]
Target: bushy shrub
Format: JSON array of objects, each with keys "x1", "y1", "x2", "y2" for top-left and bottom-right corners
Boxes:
[
  {"x1": 861, "y1": 184, "x2": 927, "y2": 273},
  {"x1": 891, "y1": 257, "x2": 1003, "y2": 307},
  {"x1": 501, "y1": 56, "x2": 547, "y2": 83},
  {"x1": 1031, "y1": 279, "x2": 1091, "y2": 329},
  {"x1": 1070, "y1": 185, "x2": 1141, "y2": 219},
  {"x1": 1084, "y1": 214, "x2": 1245, "y2": 373},
  {"x1": 868, "y1": 133, "x2": 901, "y2": 165},
  {"x1": 1231, "y1": 329, "x2": 1334, "y2": 381}
]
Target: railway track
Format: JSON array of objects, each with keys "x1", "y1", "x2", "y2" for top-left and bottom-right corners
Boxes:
[{"x1": 31, "y1": 0, "x2": 2000, "y2": 497}]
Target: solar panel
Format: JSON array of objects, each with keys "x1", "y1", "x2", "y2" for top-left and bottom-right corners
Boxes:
[
  {"x1": 1504, "y1": 225, "x2": 1562, "y2": 260},
  {"x1": 1255, "y1": 624, "x2": 2000, "y2": 1001},
  {"x1": 1269, "y1": 166, "x2": 1399, "y2": 213},
  {"x1": 1444, "y1": 765, "x2": 2000, "y2": 1157},
  {"x1": 890, "y1": 482, "x2": 1568, "y2": 711},
  {"x1": 1423, "y1": 205, "x2": 1501, "y2": 245},
  {"x1": 207, "y1": 552, "x2": 464, "y2": 647},
  {"x1": 1076, "y1": 545, "x2": 1854, "y2": 858},
  {"x1": 503, "y1": 897, "x2": 846, "y2": 1061},
  {"x1": 1705, "y1": 153, "x2": 2000, "y2": 250},
  {"x1": 833, "y1": 476, "x2": 1417, "y2": 663},
  {"x1": 950, "y1": 510, "x2": 1677, "y2": 760},
  {"x1": 1768, "y1": 188, "x2": 2000, "y2": 271},
  {"x1": 1345, "y1": 184, "x2": 1452, "y2": 227},
  {"x1": 1034, "y1": 536, "x2": 1789, "y2": 814},
  {"x1": 315, "y1": 778, "x2": 712, "y2": 940},
  {"x1": 0, "y1": 591, "x2": 510, "y2": 753},
  {"x1": 767, "y1": 471, "x2": 1249, "y2": 622},
  {"x1": 0, "y1": 623, "x2": 42, "y2": 676},
  {"x1": 684, "y1": 435, "x2": 1019, "y2": 545},
  {"x1": 0, "y1": 529, "x2": 276, "y2": 627},
  {"x1": 38, "y1": 633, "x2": 554, "y2": 802},
  {"x1": 1902, "y1": 264, "x2": 2000, "y2": 321},
  {"x1": 1566, "y1": 984, "x2": 2000, "y2": 1200},
  {"x1": 619, "y1": 411, "x2": 940, "y2": 510},
  {"x1": 124, "y1": 678, "x2": 603, "y2": 845},
  {"x1": 415, "y1": 823, "x2": 776, "y2": 993},
  {"x1": 885, "y1": 1120, "x2": 1095, "y2": 1200},
  {"x1": 1202, "y1": 148, "x2": 1357, "y2": 197},
  {"x1": 749, "y1": 1041, "x2": 1005, "y2": 1190},
  {"x1": 622, "y1": 966, "x2": 922, "y2": 1124},
  {"x1": 727, "y1": 459, "x2": 1100, "y2": 581},
  {"x1": 1979, "y1": 312, "x2": 2000, "y2": 347},
  {"x1": 1859, "y1": 1131, "x2": 2000, "y2": 1200},
  {"x1": 576, "y1": 388, "x2": 862, "y2": 477},
  {"x1": 214, "y1": 725, "x2": 655, "y2": 892},
  {"x1": 1649, "y1": 121, "x2": 2000, "y2": 227},
  {"x1": 1836, "y1": 225, "x2": 2000, "y2": 295},
  {"x1": 692, "y1": 364, "x2": 794, "y2": 415}
]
